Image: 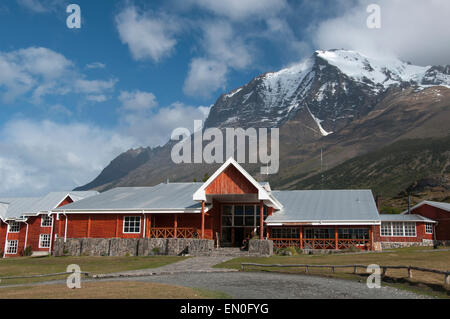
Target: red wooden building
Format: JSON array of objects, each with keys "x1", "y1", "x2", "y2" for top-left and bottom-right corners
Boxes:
[
  {"x1": 1, "y1": 158, "x2": 443, "y2": 257},
  {"x1": 402, "y1": 201, "x2": 450, "y2": 241},
  {"x1": 0, "y1": 192, "x2": 98, "y2": 257}
]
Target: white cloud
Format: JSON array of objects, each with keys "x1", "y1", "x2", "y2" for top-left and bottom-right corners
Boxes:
[
  {"x1": 184, "y1": 0, "x2": 287, "y2": 21},
  {"x1": 119, "y1": 90, "x2": 158, "y2": 111},
  {"x1": 0, "y1": 47, "x2": 115, "y2": 104},
  {"x1": 86, "y1": 95, "x2": 108, "y2": 103},
  {"x1": 183, "y1": 58, "x2": 228, "y2": 98},
  {"x1": 313, "y1": 0, "x2": 450, "y2": 66},
  {"x1": 115, "y1": 6, "x2": 180, "y2": 62},
  {"x1": 122, "y1": 101, "x2": 210, "y2": 147},
  {"x1": 16, "y1": 0, "x2": 65, "y2": 13},
  {"x1": 183, "y1": 21, "x2": 253, "y2": 98},
  {"x1": 86, "y1": 62, "x2": 106, "y2": 69},
  {"x1": 0, "y1": 119, "x2": 137, "y2": 196}
]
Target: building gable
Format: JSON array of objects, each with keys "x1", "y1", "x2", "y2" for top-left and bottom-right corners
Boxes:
[{"x1": 205, "y1": 165, "x2": 258, "y2": 195}]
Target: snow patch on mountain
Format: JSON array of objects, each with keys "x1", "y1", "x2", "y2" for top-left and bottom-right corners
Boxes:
[
  {"x1": 316, "y1": 50, "x2": 450, "y2": 90},
  {"x1": 307, "y1": 107, "x2": 333, "y2": 136}
]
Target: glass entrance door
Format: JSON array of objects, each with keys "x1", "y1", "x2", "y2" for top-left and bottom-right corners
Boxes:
[{"x1": 220, "y1": 204, "x2": 268, "y2": 247}]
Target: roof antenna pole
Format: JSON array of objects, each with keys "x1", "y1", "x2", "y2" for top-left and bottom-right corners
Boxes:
[
  {"x1": 321, "y1": 148, "x2": 324, "y2": 190},
  {"x1": 408, "y1": 192, "x2": 411, "y2": 214}
]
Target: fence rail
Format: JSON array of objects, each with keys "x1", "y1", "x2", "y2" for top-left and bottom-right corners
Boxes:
[
  {"x1": 149, "y1": 227, "x2": 198, "y2": 239},
  {"x1": 0, "y1": 271, "x2": 90, "y2": 281},
  {"x1": 272, "y1": 238, "x2": 370, "y2": 250},
  {"x1": 241, "y1": 263, "x2": 450, "y2": 286}
]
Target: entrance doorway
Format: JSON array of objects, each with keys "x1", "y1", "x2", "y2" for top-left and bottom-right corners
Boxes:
[{"x1": 220, "y1": 204, "x2": 268, "y2": 247}]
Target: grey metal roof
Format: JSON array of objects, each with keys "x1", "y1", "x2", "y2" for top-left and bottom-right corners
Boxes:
[
  {"x1": 54, "y1": 183, "x2": 204, "y2": 212},
  {"x1": 0, "y1": 191, "x2": 99, "y2": 220},
  {"x1": 266, "y1": 190, "x2": 380, "y2": 224},
  {"x1": 0, "y1": 197, "x2": 41, "y2": 220},
  {"x1": 403, "y1": 200, "x2": 450, "y2": 214},
  {"x1": 380, "y1": 214, "x2": 437, "y2": 223}
]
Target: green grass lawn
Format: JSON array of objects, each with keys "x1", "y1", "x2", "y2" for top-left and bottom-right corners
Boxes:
[
  {"x1": 0, "y1": 281, "x2": 231, "y2": 299},
  {"x1": 215, "y1": 246, "x2": 450, "y2": 298},
  {"x1": 0, "y1": 255, "x2": 187, "y2": 286}
]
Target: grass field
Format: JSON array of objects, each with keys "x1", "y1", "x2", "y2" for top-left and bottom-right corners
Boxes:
[
  {"x1": 0, "y1": 255, "x2": 187, "y2": 286},
  {"x1": 0, "y1": 281, "x2": 230, "y2": 299},
  {"x1": 215, "y1": 247, "x2": 450, "y2": 298}
]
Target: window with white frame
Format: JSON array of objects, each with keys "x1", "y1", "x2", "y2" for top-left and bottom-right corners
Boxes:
[
  {"x1": 8, "y1": 221, "x2": 20, "y2": 233},
  {"x1": 404, "y1": 222, "x2": 416, "y2": 237},
  {"x1": 39, "y1": 234, "x2": 51, "y2": 248},
  {"x1": 6, "y1": 240, "x2": 18, "y2": 254},
  {"x1": 123, "y1": 216, "x2": 141, "y2": 233},
  {"x1": 380, "y1": 222, "x2": 392, "y2": 236},
  {"x1": 380, "y1": 222, "x2": 416, "y2": 237},
  {"x1": 425, "y1": 223, "x2": 433, "y2": 234},
  {"x1": 41, "y1": 215, "x2": 53, "y2": 227}
]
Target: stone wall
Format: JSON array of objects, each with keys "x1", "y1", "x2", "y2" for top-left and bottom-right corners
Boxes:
[
  {"x1": 53, "y1": 238, "x2": 214, "y2": 257},
  {"x1": 248, "y1": 239, "x2": 273, "y2": 256},
  {"x1": 379, "y1": 239, "x2": 435, "y2": 249}
]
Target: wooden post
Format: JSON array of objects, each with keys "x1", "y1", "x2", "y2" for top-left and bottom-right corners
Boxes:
[
  {"x1": 260, "y1": 201, "x2": 264, "y2": 240},
  {"x1": 87, "y1": 215, "x2": 91, "y2": 238},
  {"x1": 201, "y1": 200, "x2": 205, "y2": 239},
  {"x1": 382, "y1": 267, "x2": 387, "y2": 278},
  {"x1": 445, "y1": 274, "x2": 449, "y2": 286},
  {"x1": 353, "y1": 266, "x2": 357, "y2": 274},
  {"x1": 174, "y1": 214, "x2": 178, "y2": 238},
  {"x1": 334, "y1": 225, "x2": 338, "y2": 250},
  {"x1": 147, "y1": 214, "x2": 151, "y2": 238},
  {"x1": 299, "y1": 226, "x2": 303, "y2": 249},
  {"x1": 115, "y1": 214, "x2": 119, "y2": 238},
  {"x1": 408, "y1": 267, "x2": 413, "y2": 279}
]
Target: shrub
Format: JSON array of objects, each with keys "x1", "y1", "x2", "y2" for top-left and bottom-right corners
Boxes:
[{"x1": 22, "y1": 245, "x2": 33, "y2": 257}]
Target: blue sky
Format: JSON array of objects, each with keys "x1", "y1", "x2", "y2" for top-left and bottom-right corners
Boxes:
[{"x1": 0, "y1": 0, "x2": 448, "y2": 196}]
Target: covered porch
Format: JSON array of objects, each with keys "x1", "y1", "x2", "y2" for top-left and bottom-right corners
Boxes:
[{"x1": 268, "y1": 225, "x2": 375, "y2": 251}]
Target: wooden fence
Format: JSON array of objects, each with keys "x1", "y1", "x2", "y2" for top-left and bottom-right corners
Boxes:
[
  {"x1": 0, "y1": 271, "x2": 90, "y2": 281},
  {"x1": 241, "y1": 263, "x2": 450, "y2": 286}
]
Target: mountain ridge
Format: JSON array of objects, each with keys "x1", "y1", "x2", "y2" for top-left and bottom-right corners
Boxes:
[{"x1": 75, "y1": 49, "x2": 450, "y2": 208}]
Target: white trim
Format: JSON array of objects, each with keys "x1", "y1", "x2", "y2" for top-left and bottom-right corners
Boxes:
[
  {"x1": 51, "y1": 209, "x2": 205, "y2": 214},
  {"x1": 48, "y1": 215, "x2": 55, "y2": 253},
  {"x1": 192, "y1": 157, "x2": 283, "y2": 210},
  {"x1": 2, "y1": 222, "x2": 9, "y2": 258},
  {"x1": 266, "y1": 220, "x2": 381, "y2": 226},
  {"x1": 123, "y1": 216, "x2": 141, "y2": 234},
  {"x1": 39, "y1": 234, "x2": 51, "y2": 249},
  {"x1": 380, "y1": 221, "x2": 417, "y2": 237},
  {"x1": 6, "y1": 240, "x2": 18, "y2": 255},
  {"x1": 425, "y1": 223, "x2": 433, "y2": 234},
  {"x1": 24, "y1": 221, "x2": 29, "y2": 251},
  {"x1": 63, "y1": 212, "x2": 68, "y2": 243},
  {"x1": 7, "y1": 221, "x2": 20, "y2": 233},
  {"x1": 41, "y1": 214, "x2": 53, "y2": 227}
]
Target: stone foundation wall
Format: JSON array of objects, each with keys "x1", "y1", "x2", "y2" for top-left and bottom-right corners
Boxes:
[
  {"x1": 248, "y1": 239, "x2": 273, "y2": 256},
  {"x1": 379, "y1": 239, "x2": 435, "y2": 249},
  {"x1": 53, "y1": 238, "x2": 214, "y2": 257}
]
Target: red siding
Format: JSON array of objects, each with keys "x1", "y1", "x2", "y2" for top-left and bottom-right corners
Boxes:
[
  {"x1": 411, "y1": 204, "x2": 450, "y2": 240},
  {"x1": 206, "y1": 165, "x2": 257, "y2": 195},
  {"x1": 373, "y1": 222, "x2": 433, "y2": 242}
]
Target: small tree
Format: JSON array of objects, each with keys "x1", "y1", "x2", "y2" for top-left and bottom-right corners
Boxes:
[{"x1": 202, "y1": 173, "x2": 210, "y2": 182}]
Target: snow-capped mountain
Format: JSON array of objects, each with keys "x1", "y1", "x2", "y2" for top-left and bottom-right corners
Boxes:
[
  {"x1": 75, "y1": 49, "x2": 450, "y2": 194},
  {"x1": 204, "y1": 49, "x2": 450, "y2": 135}
]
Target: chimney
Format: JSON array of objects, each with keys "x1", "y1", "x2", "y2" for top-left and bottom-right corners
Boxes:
[{"x1": 375, "y1": 195, "x2": 381, "y2": 212}]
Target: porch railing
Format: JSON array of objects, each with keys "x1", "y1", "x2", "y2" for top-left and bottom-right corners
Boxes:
[
  {"x1": 272, "y1": 238, "x2": 370, "y2": 250},
  {"x1": 149, "y1": 227, "x2": 198, "y2": 239}
]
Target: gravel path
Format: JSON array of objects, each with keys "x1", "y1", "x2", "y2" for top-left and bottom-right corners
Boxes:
[
  {"x1": 94, "y1": 256, "x2": 237, "y2": 278},
  {"x1": 109, "y1": 271, "x2": 428, "y2": 299}
]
